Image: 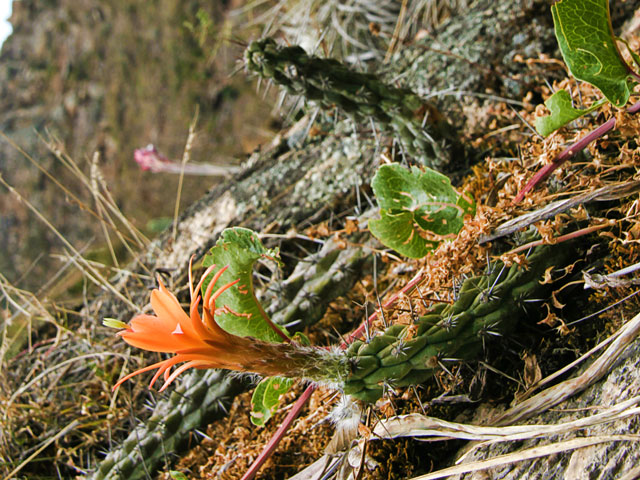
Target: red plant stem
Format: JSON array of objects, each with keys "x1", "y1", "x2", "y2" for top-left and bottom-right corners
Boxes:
[
  {"x1": 240, "y1": 384, "x2": 315, "y2": 480},
  {"x1": 629, "y1": 100, "x2": 640, "y2": 115},
  {"x1": 514, "y1": 99, "x2": 640, "y2": 204},
  {"x1": 240, "y1": 270, "x2": 425, "y2": 480},
  {"x1": 343, "y1": 269, "x2": 425, "y2": 346},
  {"x1": 507, "y1": 221, "x2": 614, "y2": 254}
]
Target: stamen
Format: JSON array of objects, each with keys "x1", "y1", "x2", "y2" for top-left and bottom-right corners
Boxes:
[
  {"x1": 190, "y1": 294, "x2": 201, "y2": 319},
  {"x1": 159, "y1": 360, "x2": 208, "y2": 392},
  {"x1": 194, "y1": 264, "x2": 218, "y2": 301},
  {"x1": 112, "y1": 359, "x2": 170, "y2": 391},
  {"x1": 203, "y1": 307, "x2": 228, "y2": 336},
  {"x1": 188, "y1": 294, "x2": 213, "y2": 340},
  {"x1": 208, "y1": 279, "x2": 241, "y2": 311},
  {"x1": 204, "y1": 265, "x2": 230, "y2": 306},
  {"x1": 188, "y1": 254, "x2": 196, "y2": 302},
  {"x1": 148, "y1": 357, "x2": 184, "y2": 388}
]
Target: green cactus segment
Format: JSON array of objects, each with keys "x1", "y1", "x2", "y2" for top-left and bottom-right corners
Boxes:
[
  {"x1": 244, "y1": 38, "x2": 458, "y2": 169},
  {"x1": 344, "y1": 244, "x2": 573, "y2": 402},
  {"x1": 92, "y1": 370, "x2": 243, "y2": 480}
]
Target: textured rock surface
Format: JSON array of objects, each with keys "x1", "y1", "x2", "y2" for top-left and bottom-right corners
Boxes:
[
  {"x1": 0, "y1": 0, "x2": 270, "y2": 287},
  {"x1": 454, "y1": 341, "x2": 640, "y2": 480}
]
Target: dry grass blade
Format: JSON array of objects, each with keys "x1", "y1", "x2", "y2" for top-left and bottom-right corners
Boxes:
[
  {"x1": 43, "y1": 133, "x2": 149, "y2": 249},
  {"x1": 619, "y1": 464, "x2": 640, "y2": 480},
  {"x1": 493, "y1": 310, "x2": 640, "y2": 425},
  {"x1": 90, "y1": 153, "x2": 121, "y2": 269},
  {"x1": 479, "y1": 180, "x2": 640, "y2": 244},
  {"x1": 0, "y1": 272, "x2": 67, "y2": 364},
  {"x1": 2, "y1": 131, "x2": 152, "y2": 289},
  {"x1": 241, "y1": 0, "x2": 469, "y2": 64},
  {"x1": 173, "y1": 108, "x2": 200, "y2": 242},
  {"x1": 409, "y1": 435, "x2": 640, "y2": 480},
  {"x1": 0, "y1": 290, "x2": 129, "y2": 478},
  {"x1": 50, "y1": 252, "x2": 153, "y2": 284},
  {"x1": 370, "y1": 395, "x2": 640, "y2": 441},
  {"x1": 4, "y1": 129, "x2": 149, "y2": 251},
  {"x1": 5, "y1": 352, "x2": 127, "y2": 417},
  {"x1": 0, "y1": 174, "x2": 138, "y2": 311},
  {"x1": 287, "y1": 454, "x2": 343, "y2": 480},
  {"x1": 3, "y1": 419, "x2": 81, "y2": 479},
  {"x1": 384, "y1": 0, "x2": 408, "y2": 62},
  {"x1": 516, "y1": 325, "x2": 621, "y2": 402}
]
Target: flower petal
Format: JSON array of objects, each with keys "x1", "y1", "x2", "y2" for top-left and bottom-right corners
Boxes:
[{"x1": 151, "y1": 281, "x2": 191, "y2": 328}]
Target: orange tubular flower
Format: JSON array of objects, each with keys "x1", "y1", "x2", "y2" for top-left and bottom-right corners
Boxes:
[{"x1": 112, "y1": 259, "x2": 348, "y2": 392}]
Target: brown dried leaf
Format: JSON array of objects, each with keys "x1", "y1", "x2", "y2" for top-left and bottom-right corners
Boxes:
[
  {"x1": 538, "y1": 304, "x2": 559, "y2": 327},
  {"x1": 522, "y1": 353, "x2": 542, "y2": 388},
  {"x1": 551, "y1": 289, "x2": 565, "y2": 309},
  {"x1": 344, "y1": 218, "x2": 359, "y2": 235},
  {"x1": 540, "y1": 266, "x2": 555, "y2": 285}
]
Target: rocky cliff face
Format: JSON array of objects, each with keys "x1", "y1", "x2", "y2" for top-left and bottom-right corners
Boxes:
[{"x1": 0, "y1": 0, "x2": 274, "y2": 289}]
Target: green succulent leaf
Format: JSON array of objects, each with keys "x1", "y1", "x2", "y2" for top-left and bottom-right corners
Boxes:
[
  {"x1": 535, "y1": 89, "x2": 607, "y2": 136},
  {"x1": 551, "y1": 0, "x2": 636, "y2": 107},
  {"x1": 369, "y1": 164, "x2": 475, "y2": 259},
  {"x1": 169, "y1": 472, "x2": 189, "y2": 480},
  {"x1": 250, "y1": 376, "x2": 295, "y2": 426},
  {"x1": 202, "y1": 227, "x2": 284, "y2": 342}
]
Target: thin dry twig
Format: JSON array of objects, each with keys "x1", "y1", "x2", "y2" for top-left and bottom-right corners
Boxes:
[
  {"x1": 409, "y1": 435, "x2": 640, "y2": 480},
  {"x1": 481, "y1": 180, "x2": 640, "y2": 244},
  {"x1": 173, "y1": 108, "x2": 200, "y2": 242},
  {"x1": 371, "y1": 396, "x2": 640, "y2": 444}
]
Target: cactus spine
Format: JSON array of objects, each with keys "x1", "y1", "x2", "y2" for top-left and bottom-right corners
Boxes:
[{"x1": 245, "y1": 38, "x2": 459, "y2": 169}]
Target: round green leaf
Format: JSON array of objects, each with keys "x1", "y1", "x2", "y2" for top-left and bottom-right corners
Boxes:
[
  {"x1": 552, "y1": 0, "x2": 636, "y2": 107},
  {"x1": 369, "y1": 164, "x2": 475, "y2": 259},
  {"x1": 250, "y1": 376, "x2": 295, "y2": 426},
  {"x1": 202, "y1": 227, "x2": 284, "y2": 342},
  {"x1": 535, "y1": 89, "x2": 607, "y2": 137}
]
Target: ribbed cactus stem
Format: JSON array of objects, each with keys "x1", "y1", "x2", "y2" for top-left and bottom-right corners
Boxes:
[
  {"x1": 343, "y1": 243, "x2": 574, "y2": 402},
  {"x1": 245, "y1": 38, "x2": 459, "y2": 169}
]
